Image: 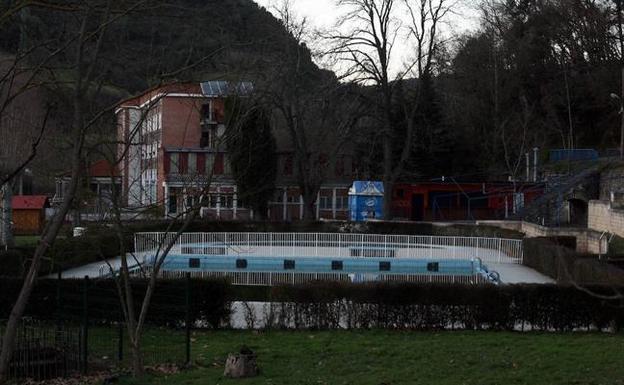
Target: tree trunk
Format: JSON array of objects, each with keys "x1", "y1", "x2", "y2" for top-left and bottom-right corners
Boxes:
[
  {"x1": 382, "y1": 179, "x2": 393, "y2": 220},
  {"x1": 0, "y1": 183, "x2": 13, "y2": 248},
  {"x1": 131, "y1": 339, "x2": 144, "y2": 378},
  {"x1": 301, "y1": 190, "x2": 317, "y2": 222}
]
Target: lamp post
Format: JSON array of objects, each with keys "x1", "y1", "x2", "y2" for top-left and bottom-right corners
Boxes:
[{"x1": 609, "y1": 93, "x2": 624, "y2": 159}]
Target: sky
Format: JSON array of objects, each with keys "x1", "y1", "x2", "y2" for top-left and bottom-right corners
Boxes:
[{"x1": 253, "y1": 0, "x2": 481, "y2": 76}]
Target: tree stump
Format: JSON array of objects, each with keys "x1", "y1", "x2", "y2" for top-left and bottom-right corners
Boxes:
[{"x1": 223, "y1": 346, "x2": 259, "y2": 378}]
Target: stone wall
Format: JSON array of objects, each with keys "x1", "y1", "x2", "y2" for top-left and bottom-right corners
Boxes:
[
  {"x1": 588, "y1": 200, "x2": 624, "y2": 238},
  {"x1": 477, "y1": 220, "x2": 608, "y2": 254},
  {"x1": 599, "y1": 164, "x2": 624, "y2": 201}
]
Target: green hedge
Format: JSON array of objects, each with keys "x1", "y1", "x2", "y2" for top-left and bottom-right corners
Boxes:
[
  {"x1": 0, "y1": 278, "x2": 231, "y2": 328},
  {"x1": 1, "y1": 279, "x2": 622, "y2": 331},
  {"x1": 257, "y1": 282, "x2": 623, "y2": 331}
]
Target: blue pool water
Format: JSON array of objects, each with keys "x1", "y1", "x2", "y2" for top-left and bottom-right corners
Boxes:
[{"x1": 155, "y1": 254, "x2": 486, "y2": 276}]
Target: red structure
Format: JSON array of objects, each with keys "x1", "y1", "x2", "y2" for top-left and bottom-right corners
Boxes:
[
  {"x1": 391, "y1": 182, "x2": 543, "y2": 221},
  {"x1": 11, "y1": 195, "x2": 50, "y2": 235}
]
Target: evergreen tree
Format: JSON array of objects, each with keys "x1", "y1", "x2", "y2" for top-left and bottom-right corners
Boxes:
[{"x1": 226, "y1": 98, "x2": 277, "y2": 219}]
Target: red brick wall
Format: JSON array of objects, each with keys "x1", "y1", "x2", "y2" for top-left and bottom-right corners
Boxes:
[{"x1": 161, "y1": 97, "x2": 203, "y2": 148}]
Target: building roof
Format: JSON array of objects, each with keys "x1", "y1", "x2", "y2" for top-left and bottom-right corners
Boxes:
[
  {"x1": 200, "y1": 81, "x2": 254, "y2": 97},
  {"x1": 116, "y1": 81, "x2": 254, "y2": 109},
  {"x1": 12, "y1": 195, "x2": 49, "y2": 210}
]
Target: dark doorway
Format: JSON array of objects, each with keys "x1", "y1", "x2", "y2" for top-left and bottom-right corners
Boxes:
[
  {"x1": 568, "y1": 199, "x2": 588, "y2": 227},
  {"x1": 411, "y1": 194, "x2": 424, "y2": 221}
]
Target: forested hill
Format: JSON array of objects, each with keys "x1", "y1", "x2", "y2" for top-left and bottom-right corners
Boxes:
[
  {"x1": 1, "y1": 0, "x2": 319, "y2": 95},
  {"x1": 0, "y1": 0, "x2": 326, "y2": 192}
]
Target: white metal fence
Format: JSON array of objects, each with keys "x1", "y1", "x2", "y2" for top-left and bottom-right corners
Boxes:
[
  {"x1": 146, "y1": 269, "x2": 489, "y2": 286},
  {"x1": 134, "y1": 232, "x2": 523, "y2": 265}
]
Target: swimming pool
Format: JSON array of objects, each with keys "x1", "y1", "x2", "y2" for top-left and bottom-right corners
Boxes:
[{"x1": 126, "y1": 232, "x2": 517, "y2": 285}]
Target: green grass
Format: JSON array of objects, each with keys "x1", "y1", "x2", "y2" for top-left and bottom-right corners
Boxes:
[
  {"x1": 13, "y1": 235, "x2": 39, "y2": 247},
  {"x1": 110, "y1": 330, "x2": 624, "y2": 385}
]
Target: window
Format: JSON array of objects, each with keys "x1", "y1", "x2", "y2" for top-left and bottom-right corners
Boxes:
[
  {"x1": 379, "y1": 261, "x2": 391, "y2": 271},
  {"x1": 223, "y1": 156, "x2": 231, "y2": 175},
  {"x1": 209, "y1": 194, "x2": 219, "y2": 208},
  {"x1": 201, "y1": 103, "x2": 213, "y2": 122},
  {"x1": 236, "y1": 259, "x2": 248, "y2": 269},
  {"x1": 283, "y1": 259, "x2": 295, "y2": 270},
  {"x1": 188, "y1": 153, "x2": 197, "y2": 174},
  {"x1": 200, "y1": 131, "x2": 210, "y2": 148},
  {"x1": 189, "y1": 258, "x2": 200, "y2": 268},
  {"x1": 427, "y1": 262, "x2": 439, "y2": 272},
  {"x1": 319, "y1": 196, "x2": 331, "y2": 210},
  {"x1": 283, "y1": 154, "x2": 293, "y2": 176},
  {"x1": 335, "y1": 196, "x2": 349, "y2": 210},
  {"x1": 168, "y1": 194, "x2": 177, "y2": 214},
  {"x1": 331, "y1": 261, "x2": 343, "y2": 271},
  {"x1": 205, "y1": 154, "x2": 215, "y2": 174},
  {"x1": 169, "y1": 153, "x2": 180, "y2": 174},
  {"x1": 222, "y1": 195, "x2": 234, "y2": 208}
]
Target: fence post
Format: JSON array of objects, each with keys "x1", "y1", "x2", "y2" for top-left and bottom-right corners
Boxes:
[
  {"x1": 56, "y1": 270, "x2": 62, "y2": 332},
  {"x1": 118, "y1": 321, "x2": 123, "y2": 362},
  {"x1": 185, "y1": 272, "x2": 191, "y2": 366},
  {"x1": 81, "y1": 276, "x2": 89, "y2": 375}
]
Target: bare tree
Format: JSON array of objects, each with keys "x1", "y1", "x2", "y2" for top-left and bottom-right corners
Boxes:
[
  {"x1": 326, "y1": 0, "x2": 453, "y2": 218},
  {"x1": 262, "y1": 1, "x2": 365, "y2": 220},
  {"x1": 0, "y1": 1, "x2": 151, "y2": 380}
]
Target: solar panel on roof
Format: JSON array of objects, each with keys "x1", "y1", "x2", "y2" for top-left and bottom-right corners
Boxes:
[{"x1": 200, "y1": 81, "x2": 254, "y2": 96}]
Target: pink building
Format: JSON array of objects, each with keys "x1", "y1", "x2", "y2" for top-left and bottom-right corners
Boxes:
[{"x1": 116, "y1": 81, "x2": 354, "y2": 220}]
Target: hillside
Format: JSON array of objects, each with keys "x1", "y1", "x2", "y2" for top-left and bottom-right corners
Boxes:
[{"x1": 0, "y1": 0, "x2": 323, "y2": 191}]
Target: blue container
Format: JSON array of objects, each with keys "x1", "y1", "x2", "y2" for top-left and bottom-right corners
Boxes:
[
  {"x1": 549, "y1": 149, "x2": 598, "y2": 162},
  {"x1": 348, "y1": 181, "x2": 384, "y2": 221}
]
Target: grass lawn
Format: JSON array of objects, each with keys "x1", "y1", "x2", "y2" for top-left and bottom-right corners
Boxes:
[
  {"x1": 112, "y1": 330, "x2": 624, "y2": 385},
  {"x1": 13, "y1": 235, "x2": 39, "y2": 247}
]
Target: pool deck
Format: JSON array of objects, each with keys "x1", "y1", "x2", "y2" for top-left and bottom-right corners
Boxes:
[
  {"x1": 51, "y1": 252, "x2": 554, "y2": 285},
  {"x1": 489, "y1": 263, "x2": 554, "y2": 284}
]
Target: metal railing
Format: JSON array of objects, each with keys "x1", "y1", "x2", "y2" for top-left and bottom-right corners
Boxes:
[
  {"x1": 0, "y1": 323, "x2": 83, "y2": 381},
  {"x1": 134, "y1": 232, "x2": 523, "y2": 265}
]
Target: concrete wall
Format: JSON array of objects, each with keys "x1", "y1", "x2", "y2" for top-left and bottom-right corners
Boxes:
[
  {"x1": 588, "y1": 200, "x2": 624, "y2": 238},
  {"x1": 477, "y1": 220, "x2": 608, "y2": 254}
]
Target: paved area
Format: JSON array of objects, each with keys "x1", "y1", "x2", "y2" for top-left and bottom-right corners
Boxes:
[
  {"x1": 489, "y1": 263, "x2": 554, "y2": 284},
  {"x1": 49, "y1": 253, "x2": 552, "y2": 284},
  {"x1": 47, "y1": 254, "x2": 139, "y2": 279}
]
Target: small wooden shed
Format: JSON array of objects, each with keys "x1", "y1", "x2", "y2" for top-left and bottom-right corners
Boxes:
[{"x1": 12, "y1": 195, "x2": 49, "y2": 235}]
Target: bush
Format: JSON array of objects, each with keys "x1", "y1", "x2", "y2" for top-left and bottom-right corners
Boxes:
[
  {"x1": 1, "y1": 278, "x2": 622, "y2": 332},
  {"x1": 256, "y1": 282, "x2": 623, "y2": 331},
  {"x1": 0, "y1": 278, "x2": 231, "y2": 328}
]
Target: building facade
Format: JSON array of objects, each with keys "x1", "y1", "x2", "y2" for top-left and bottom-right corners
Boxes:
[{"x1": 116, "y1": 82, "x2": 355, "y2": 220}]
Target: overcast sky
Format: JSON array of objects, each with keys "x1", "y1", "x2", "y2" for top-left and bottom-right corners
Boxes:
[{"x1": 253, "y1": 0, "x2": 481, "y2": 76}]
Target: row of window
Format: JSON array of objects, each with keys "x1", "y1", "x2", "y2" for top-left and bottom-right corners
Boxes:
[
  {"x1": 273, "y1": 194, "x2": 349, "y2": 210},
  {"x1": 167, "y1": 152, "x2": 230, "y2": 176},
  {"x1": 168, "y1": 193, "x2": 244, "y2": 215}
]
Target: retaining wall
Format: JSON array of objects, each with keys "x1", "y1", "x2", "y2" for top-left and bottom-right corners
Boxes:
[{"x1": 477, "y1": 220, "x2": 607, "y2": 254}]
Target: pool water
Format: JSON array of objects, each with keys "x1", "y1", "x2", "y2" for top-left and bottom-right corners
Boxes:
[{"x1": 156, "y1": 254, "x2": 487, "y2": 276}]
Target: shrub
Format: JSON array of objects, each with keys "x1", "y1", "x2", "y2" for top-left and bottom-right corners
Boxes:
[{"x1": 0, "y1": 278, "x2": 231, "y2": 328}]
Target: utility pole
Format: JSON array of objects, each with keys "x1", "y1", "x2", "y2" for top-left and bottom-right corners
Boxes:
[
  {"x1": 618, "y1": 0, "x2": 624, "y2": 159},
  {"x1": 0, "y1": 183, "x2": 13, "y2": 248},
  {"x1": 533, "y1": 147, "x2": 539, "y2": 182}
]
